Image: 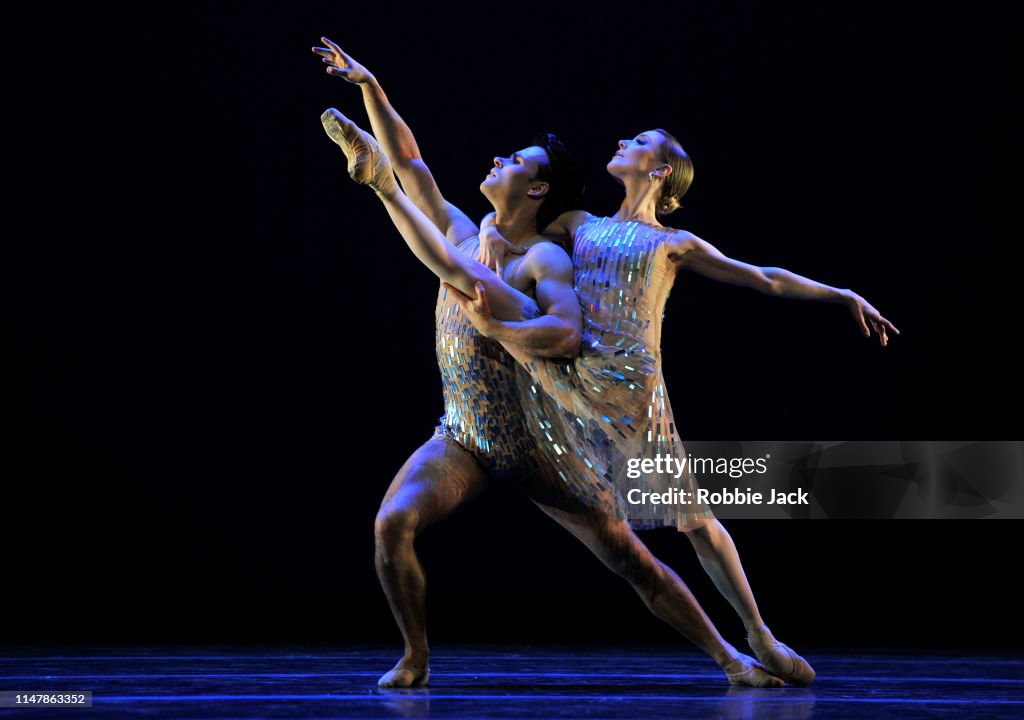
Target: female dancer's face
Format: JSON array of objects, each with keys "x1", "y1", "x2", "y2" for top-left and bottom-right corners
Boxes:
[{"x1": 606, "y1": 130, "x2": 668, "y2": 183}]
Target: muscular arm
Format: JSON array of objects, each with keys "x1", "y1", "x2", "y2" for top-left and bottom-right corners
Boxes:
[
  {"x1": 541, "y1": 210, "x2": 592, "y2": 240},
  {"x1": 481, "y1": 243, "x2": 583, "y2": 357},
  {"x1": 358, "y1": 78, "x2": 477, "y2": 242},
  {"x1": 668, "y1": 229, "x2": 900, "y2": 344},
  {"x1": 668, "y1": 230, "x2": 848, "y2": 301},
  {"x1": 443, "y1": 242, "x2": 582, "y2": 358}
]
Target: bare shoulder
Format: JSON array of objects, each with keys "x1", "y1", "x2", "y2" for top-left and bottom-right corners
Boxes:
[
  {"x1": 544, "y1": 210, "x2": 593, "y2": 237},
  {"x1": 564, "y1": 210, "x2": 594, "y2": 236},
  {"x1": 662, "y1": 227, "x2": 709, "y2": 259},
  {"x1": 523, "y1": 240, "x2": 574, "y2": 279}
]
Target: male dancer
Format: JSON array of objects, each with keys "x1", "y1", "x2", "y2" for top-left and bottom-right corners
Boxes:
[{"x1": 313, "y1": 37, "x2": 783, "y2": 689}]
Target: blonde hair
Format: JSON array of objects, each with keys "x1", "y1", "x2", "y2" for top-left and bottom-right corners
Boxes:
[{"x1": 654, "y1": 128, "x2": 693, "y2": 217}]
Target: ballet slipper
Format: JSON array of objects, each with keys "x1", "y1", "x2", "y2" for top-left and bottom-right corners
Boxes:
[
  {"x1": 320, "y1": 108, "x2": 398, "y2": 198},
  {"x1": 378, "y1": 661, "x2": 430, "y2": 688},
  {"x1": 722, "y1": 653, "x2": 785, "y2": 688},
  {"x1": 747, "y1": 630, "x2": 816, "y2": 687}
]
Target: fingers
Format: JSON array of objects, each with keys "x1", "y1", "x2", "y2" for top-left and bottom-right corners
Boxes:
[
  {"x1": 874, "y1": 320, "x2": 888, "y2": 347},
  {"x1": 478, "y1": 249, "x2": 498, "y2": 273},
  {"x1": 855, "y1": 308, "x2": 870, "y2": 337},
  {"x1": 495, "y1": 258, "x2": 504, "y2": 278},
  {"x1": 476, "y1": 282, "x2": 494, "y2": 316},
  {"x1": 321, "y1": 36, "x2": 341, "y2": 52},
  {"x1": 441, "y1": 281, "x2": 473, "y2": 303},
  {"x1": 883, "y1": 317, "x2": 900, "y2": 335},
  {"x1": 485, "y1": 249, "x2": 496, "y2": 271},
  {"x1": 509, "y1": 244, "x2": 527, "y2": 255},
  {"x1": 311, "y1": 46, "x2": 332, "y2": 57}
]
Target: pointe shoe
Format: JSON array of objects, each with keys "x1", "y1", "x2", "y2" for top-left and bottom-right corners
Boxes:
[
  {"x1": 320, "y1": 108, "x2": 398, "y2": 197},
  {"x1": 723, "y1": 653, "x2": 785, "y2": 688},
  {"x1": 747, "y1": 631, "x2": 816, "y2": 687},
  {"x1": 377, "y1": 664, "x2": 430, "y2": 688}
]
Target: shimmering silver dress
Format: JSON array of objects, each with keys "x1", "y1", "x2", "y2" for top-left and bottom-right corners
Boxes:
[{"x1": 513, "y1": 216, "x2": 715, "y2": 530}]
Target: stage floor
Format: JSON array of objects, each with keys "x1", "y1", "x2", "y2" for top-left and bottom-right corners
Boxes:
[{"x1": 1, "y1": 645, "x2": 1021, "y2": 719}]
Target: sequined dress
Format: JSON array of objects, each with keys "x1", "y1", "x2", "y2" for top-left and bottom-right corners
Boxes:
[
  {"x1": 433, "y1": 235, "x2": 538, "y2": 478},
  {"x1": 514, "y1": 215, "x2": 715, "y2": 529}
]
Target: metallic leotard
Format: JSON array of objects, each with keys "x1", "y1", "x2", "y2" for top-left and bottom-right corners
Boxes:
[{"x1": 433, "y1": 235, "x2": 537, "y2": 478}]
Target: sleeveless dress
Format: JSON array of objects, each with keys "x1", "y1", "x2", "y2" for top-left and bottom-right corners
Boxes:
[
  {"x1": 512, "y1": 216, "x2": 715, "y2": 530},
  {"x1": 432, "y1": 235, "x2": 539, "y2": 479}
]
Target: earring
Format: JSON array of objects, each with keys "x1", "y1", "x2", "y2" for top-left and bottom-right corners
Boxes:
[{"x1": 648, "y1": 171, "x2": 658, "y2": 182}]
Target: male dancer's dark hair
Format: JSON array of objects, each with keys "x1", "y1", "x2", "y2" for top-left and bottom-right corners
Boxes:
[{"x1": 533, "y1": 133, "x2": 586, "y2": 233}]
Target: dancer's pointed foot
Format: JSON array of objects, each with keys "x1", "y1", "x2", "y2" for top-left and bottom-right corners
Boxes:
[
  {"x1": 747, "y1": 627, "x2": 816, "y2": 687},
  {"x1": 320, "y1": 108, "x2": 398, "y2": 197},
  {"x1": 378, "y1": 656, "x2": 430, "y2": 688},
  {"x1": 722, "y1": 653, "x2": 785, "y2": 688}
]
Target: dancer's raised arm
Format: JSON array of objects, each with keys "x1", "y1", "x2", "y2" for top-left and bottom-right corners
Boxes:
[
  {"x1": 313, "y1": 37, "x2": 478, "y2": 244},
  {"x1": 667, "y1": 230, "x2": 900, "y2": 346}
]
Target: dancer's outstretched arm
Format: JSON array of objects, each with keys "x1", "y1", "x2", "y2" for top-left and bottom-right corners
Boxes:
[
  {"x1": 313, "y1": 37, "x2": 478, "y2": 244},
  {"x1": 667, "y1": 230, "x2": 900, "y2": 346}
]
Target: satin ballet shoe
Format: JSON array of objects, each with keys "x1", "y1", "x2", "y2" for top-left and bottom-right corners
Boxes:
[
  {"x1": 747, "y1": 631, "x2": 816, "y2": 687},
  {"x1": 723, "y1": 653, "x2": 785, "y2": 688},
  {"x1": 377, "y1": 663, "x2": 430, "y2": 688},
  {"x1": 320, "y1": 108, "x2": 398, "y2": 197}
]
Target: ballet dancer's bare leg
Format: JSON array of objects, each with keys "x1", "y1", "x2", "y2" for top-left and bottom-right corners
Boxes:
[
  {"x1": 374, "y1": 437, "x2": 491, "y2": 688},
  {"x1": 521, "y1": 469, "x2": 785, "y2": 687},
  {"x1": 684, "y1": 518, "x2": 815, "y2": 685}
]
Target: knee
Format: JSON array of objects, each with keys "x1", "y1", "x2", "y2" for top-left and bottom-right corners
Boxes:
[
  {"x1": 375, "y1": 506, "x2": 418, "y2": 555},
  {"x1": 683, "y1": 518, "x2": 719, "y2": 546}
]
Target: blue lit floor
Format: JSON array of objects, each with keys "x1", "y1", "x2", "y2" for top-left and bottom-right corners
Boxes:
[{"x1": 1, "y1": 645, "x2": 1022, "y2": 719}]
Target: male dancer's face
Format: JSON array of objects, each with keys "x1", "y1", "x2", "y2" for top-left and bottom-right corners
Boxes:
[{"x1": 479, "y1": 145, "x2": 550, "y2": 208}]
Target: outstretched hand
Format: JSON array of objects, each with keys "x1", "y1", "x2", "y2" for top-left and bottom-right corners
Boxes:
[
  {"x1": 477, "y1": 212, "x2": 526, "y2": 277},
  {"x1": 311, "y1": 36, "x2": 373, "y2": 84},
  {"x1": 845, "y1": 291, "x2": 900, "y2": 347},
  {"x1": 442, "y1": 281, "x2": 498, "y2": 337}
]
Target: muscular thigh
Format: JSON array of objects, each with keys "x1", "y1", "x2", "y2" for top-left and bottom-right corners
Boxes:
[
  {"x1": 379, "y1": 436, "x2": 491, "y2": 533},
  {"x1": 525, "y1": 457, "x2": 656, "y2": 573}
]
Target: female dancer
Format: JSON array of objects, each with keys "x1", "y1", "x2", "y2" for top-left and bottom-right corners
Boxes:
[{"x1": 448, "y1": 128, "x2": 899, "y2": 686}]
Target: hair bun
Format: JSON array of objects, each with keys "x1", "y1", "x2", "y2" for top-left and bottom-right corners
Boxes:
[{"x1": 657, "y1": 194, "x2": 681, "y2": 216}]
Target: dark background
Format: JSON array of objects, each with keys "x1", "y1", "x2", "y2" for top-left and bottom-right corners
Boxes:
[{"x1": 7, "y1": 1, "x2": 1020, "y2": 651}]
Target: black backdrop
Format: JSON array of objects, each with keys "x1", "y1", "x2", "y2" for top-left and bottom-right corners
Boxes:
[{"x1": 7, "y1": 1, "x2": 1020, "y2": 650}]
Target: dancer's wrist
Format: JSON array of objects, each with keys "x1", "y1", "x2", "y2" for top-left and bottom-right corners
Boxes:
[{"x1": 477, "y1": 317, "x2": 506, "y2": 339}]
